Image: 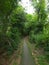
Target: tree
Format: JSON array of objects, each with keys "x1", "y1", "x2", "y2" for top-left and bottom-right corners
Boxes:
[{"x1": 0, "y1": 0, "x2": 22, "y2": 54}]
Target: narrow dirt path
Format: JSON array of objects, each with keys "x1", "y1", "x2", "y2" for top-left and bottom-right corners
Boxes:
[{"x1": 21, "y1": 39, "x2": 35, "y2": 65}]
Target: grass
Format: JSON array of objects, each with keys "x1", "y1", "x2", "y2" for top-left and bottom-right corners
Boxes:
[
  {"x1": 13, "y1": 61, "x2": 17, "y2": 65},
  {"x1": 37, "y1": 55, "x2": 48, "y2": 65},
  {"x1": 7, "y1": 41, "x2": 23, "y2": 65},
  {"x1": 27, "y1": 40, "x2": 49, "y2": 65}
]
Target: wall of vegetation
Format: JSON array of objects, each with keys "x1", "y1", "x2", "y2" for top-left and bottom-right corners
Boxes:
[
  {"x1": 0, "y1": 0, "x2": 49, "y2": 62},
  {"x1": 0, "y1": 0, "x2": 26, "y2": 56},
  {"x1": 29, "y1": 0, "x2": 49, "y2": 61}
]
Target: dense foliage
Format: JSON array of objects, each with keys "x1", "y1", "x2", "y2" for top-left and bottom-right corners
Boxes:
[
  {"x1": 0, "y1": 0, "x2": 49, "y2": 62},
  {"x1": 0, "y1": 0, "x2": 26, "y2": 55},
  {"x1": 29, "y1": 0, "x2": 49, "y2": 61}
]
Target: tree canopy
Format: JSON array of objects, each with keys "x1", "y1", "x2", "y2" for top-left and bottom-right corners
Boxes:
[{"x1": 0, "y1": 0, "x2": 49, "y2": 64}]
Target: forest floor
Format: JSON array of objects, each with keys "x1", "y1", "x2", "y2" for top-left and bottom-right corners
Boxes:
[
  {"x1": 0, "y1": 38, "x2": 49, "y2": 65},
  {"x1": 0, "y1": 41, "x2": 23, "y2": 65},
  {"x1": 27, "y1": 38, "x2": 49, "y2": 65}
]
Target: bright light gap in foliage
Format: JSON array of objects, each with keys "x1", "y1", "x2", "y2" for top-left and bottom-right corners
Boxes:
[
  {"x1": 19, "y1": 0, "x2": 35, "y2": 14},
  {"x1": 19, "y1": 0, "x2": 48, "y2": 15}
]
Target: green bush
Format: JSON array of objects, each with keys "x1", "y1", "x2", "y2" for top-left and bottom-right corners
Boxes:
[{"x1": 29, "y1": 31, "x2": 49, "y2": 49}]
